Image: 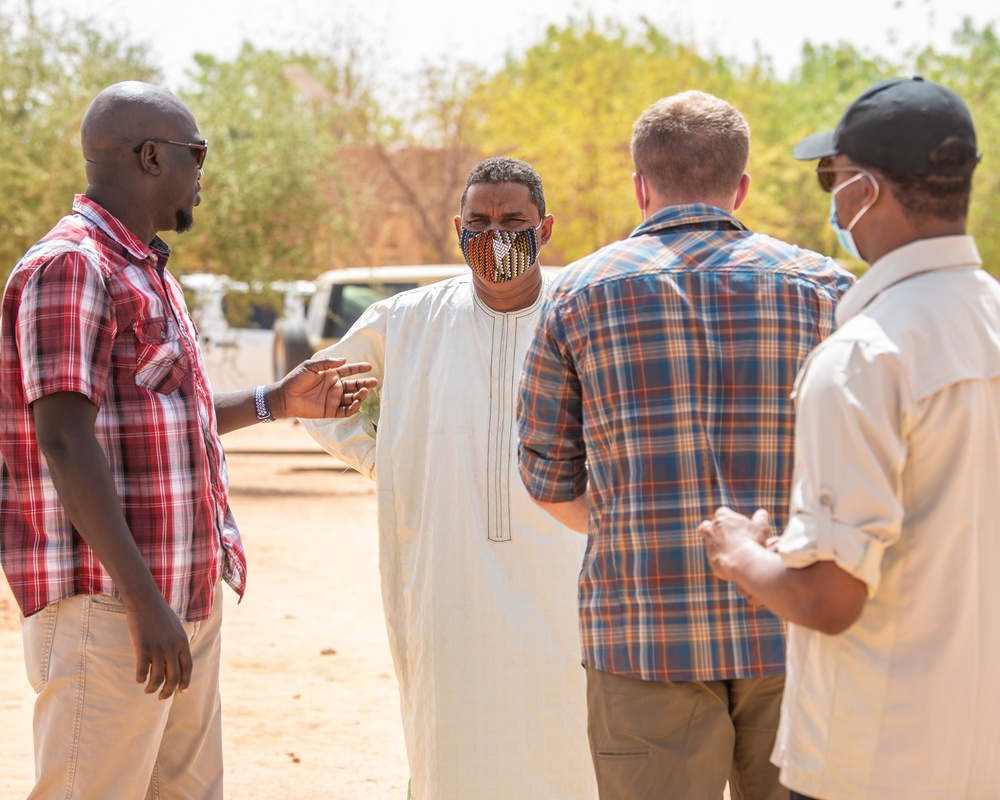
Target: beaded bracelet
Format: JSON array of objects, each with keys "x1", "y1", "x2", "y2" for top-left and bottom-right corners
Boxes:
[{"x1": 253, "y1": 385, "x2": 276, "y2": 423}]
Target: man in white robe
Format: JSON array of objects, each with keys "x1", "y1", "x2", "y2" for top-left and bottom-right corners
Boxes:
[{"x1": 301, "y1": 158, "x2": 595, "y2": 799}]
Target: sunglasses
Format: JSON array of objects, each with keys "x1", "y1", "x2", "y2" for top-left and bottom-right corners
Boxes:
[
  {"x1": 132, "y1": 138, "x2": 208, "y2": 169},
  {"x1": 814, "y1": 156, "x2": 865, "y2": 192}
]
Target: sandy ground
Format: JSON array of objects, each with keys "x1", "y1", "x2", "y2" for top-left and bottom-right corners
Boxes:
[{"x1": 0, "y1": 420, "x2": 410, "y2": 799}]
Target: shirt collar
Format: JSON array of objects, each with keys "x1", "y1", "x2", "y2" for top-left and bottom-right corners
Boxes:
[
  {"x1": 629, "y1": 203, "x2": 748, "y2": 238},
  {"x1": 72, "y1": 194, "x2": 171, "y2": 263},
  {"x1": 836, "y1": 235, "x2": 982, "y2": 326},
  {"x1": 472, "y1": 264, "x2": 550, "y2": 319}
]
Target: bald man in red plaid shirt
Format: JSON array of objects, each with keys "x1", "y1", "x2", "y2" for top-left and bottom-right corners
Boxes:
[{"x1": 0, "y1": 81, "x2": 375, "y2": 800}]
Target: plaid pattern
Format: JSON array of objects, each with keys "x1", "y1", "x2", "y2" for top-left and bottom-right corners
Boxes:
[
  {"x1": 0, "y1": 195, "x2": 246, "y2": 622},
  {"x1": 517, "y1": 204, "x2": 853, "y2": 681}
]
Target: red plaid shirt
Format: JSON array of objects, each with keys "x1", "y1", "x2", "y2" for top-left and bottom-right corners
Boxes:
[{"x1": 0, "y1": 195, "x2": 246, "y2": 621}]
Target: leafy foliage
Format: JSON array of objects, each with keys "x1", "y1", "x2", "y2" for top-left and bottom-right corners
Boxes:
[
  {"x1": 0, "y1": 1, "x2": 158, "y2": 277},
  {"x1": 915, "y1": 20, "x2": 1000, "y2": 270},
  {"x1": 2, "y1": 6, "x2": 999, "y2": 283},
  {"x1": 466, "y1": 18, "x2": 727, "y2": 265},
  {"x1": 174, "y1": 43, "x2": 378, "y2": 284},
  {"x1": 736, "y1": 42, "x2": 895, "y2": 271}
]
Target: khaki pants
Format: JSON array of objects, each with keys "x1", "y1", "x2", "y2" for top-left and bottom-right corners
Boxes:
[
  {"x1": 586, "y1": 667, "x2": 785, "y2": 800},
  {"x1": 21, "y1": 587, "x2": 225, "y2": 800}
]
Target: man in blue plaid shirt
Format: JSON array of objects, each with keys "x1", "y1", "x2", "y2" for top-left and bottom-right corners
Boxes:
[{"x1": 516, "y1": 91, "x2": 854, "y2": 799}]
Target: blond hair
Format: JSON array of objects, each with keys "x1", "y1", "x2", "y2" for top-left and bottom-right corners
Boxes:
[{"x1": 631, "y1": 91, "x2": 749, "y2": 199}]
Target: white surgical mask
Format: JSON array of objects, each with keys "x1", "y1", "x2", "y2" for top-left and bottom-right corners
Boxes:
[
  {"x1": 828, "y1": 195, "x2": 862, "y2": 260},
  {"x1": 829, "y1": 171, "x2": 879, "y2": 261}
]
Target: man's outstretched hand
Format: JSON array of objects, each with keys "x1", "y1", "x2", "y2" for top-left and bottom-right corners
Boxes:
[{"x1": 274, "y1": 357, "x2": 377, "y2": 419}]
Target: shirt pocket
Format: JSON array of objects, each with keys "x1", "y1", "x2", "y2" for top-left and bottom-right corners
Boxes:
[{"x1": 132, "y1": 316, "x2": 190, "y2": 394}]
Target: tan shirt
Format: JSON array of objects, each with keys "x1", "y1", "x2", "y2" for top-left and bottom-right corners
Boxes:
[{"x1": 774, "y1": 236, "x2": 1000, "y2": 799}]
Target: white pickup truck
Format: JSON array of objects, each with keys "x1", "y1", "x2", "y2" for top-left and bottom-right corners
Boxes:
[
  {"x1": 271, "y1": 265, "x2": 468, "y2": 379},
  {"x1": 180, "y1": 273, "x2": 315, "y2": 393}
]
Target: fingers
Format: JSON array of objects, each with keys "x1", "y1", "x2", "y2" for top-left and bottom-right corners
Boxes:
[
  {"x1": 748, "y1": 508, "x2": 771, "y2": 546},
  {"x1": 347, "y1": 387, "x2": 370, "y2": 405},
  {"x1": 160, "y1": 647, "x2": 194, "y2": 700},
  {"x1": 340, "y1": 378, "x2": 377, "y2": 394},
  {"x1": 333, "y1": 388, "x2": 369, "y2": 417},
  {"x1": 697, "y1": 519, "x2": 726, "y2": 581},
  {"x1": 333, "y1": 361, "x2": 373, "y2": 377},
  {"x1": 145, "y1": 654, "x2": 166, "y2": 696},
  {"x1": 306, "y1": 359, "x2": 372, "y2": 377},
  {"x1": 136, "y1": 641, "x2": 194, "y2": 701},
  {"x1": 697, "y1": 506, "x2": 734, "y2": 540},
  {"x1": 135, "y1": 652, "x2": 152, "y2": 686},
  {"x1": 125, "y1": 596, "x2": 193, "y2": 701},
  {"x1": 333, "y1": 382, "x2": 375, "y2": 416},
  {"x1": 751, "y1": 507, "x2": 771, "y2": 531},
  {"x1": 303, "y1": 356, "x2": 346, "y2": 371}
]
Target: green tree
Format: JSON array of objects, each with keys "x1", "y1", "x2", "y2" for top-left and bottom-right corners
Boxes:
[
  {"x1": 467, "y1": 18, "x2": 772, "y2": 265},
  {"x1": 174, "y1": 43, "x2": 378, "y2": 284},
  {"x1": 0, "y1": 0, "x2": 158, "y2": 279},
  {"x1": 356, "y1": 61, "x2": 486, "y2": 265},
  {"x1": 737, "y1": 43, "x2": 896, "y2": 273},
  {"x1": 916, "y1": 20, "x2": 1000, "y2": 274}
]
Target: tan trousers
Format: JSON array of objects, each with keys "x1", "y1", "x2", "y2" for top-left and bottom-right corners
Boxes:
[
  {"x1": 21, "y1": 587, "x2": 225, "y2": 800},
  {"x1": 586, "y1": 667, "x2": 785, "y2": 800}
]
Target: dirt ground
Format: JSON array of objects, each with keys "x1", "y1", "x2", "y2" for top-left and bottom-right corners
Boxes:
[{"x1": 0, "y1": 420, "x2": 410, "y2": 799}]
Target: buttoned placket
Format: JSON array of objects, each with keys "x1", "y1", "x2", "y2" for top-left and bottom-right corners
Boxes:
[
  {"x1": 148, "y1": 251, "x2": 231, "y2": 581},
  {"x1": 486, "y1": 308, "x2": 515, "y2": 543},
  {"x1": 479, "y1": 289, "x2": 547, "y2": 544}
]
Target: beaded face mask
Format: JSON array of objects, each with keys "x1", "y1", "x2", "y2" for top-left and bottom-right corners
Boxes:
[{"x1": 459, "y1": 226, "x2": 540, "y2": 283}]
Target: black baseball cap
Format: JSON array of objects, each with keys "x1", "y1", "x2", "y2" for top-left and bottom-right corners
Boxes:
[{"x1": 793, "y1": 76, "x2": 978, "y2": 174}]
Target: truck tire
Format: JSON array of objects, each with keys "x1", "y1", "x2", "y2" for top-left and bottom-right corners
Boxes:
[{"x1": 273, "y1": 320, "x2": 314, "y2": 381}]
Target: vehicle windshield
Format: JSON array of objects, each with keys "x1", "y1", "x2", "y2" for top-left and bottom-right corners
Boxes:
[{"x1": 324, "y1": 282, "x2": 417, "y2": 338}]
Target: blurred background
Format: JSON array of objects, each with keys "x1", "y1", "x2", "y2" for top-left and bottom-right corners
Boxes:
[{"x1": 3, "y1": 0, "x2": 998, "y2": 285}]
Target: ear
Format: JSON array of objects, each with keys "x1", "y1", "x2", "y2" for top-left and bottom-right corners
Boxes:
[
  {"x1": 632, "y1": 172, "x2": 646, "y2": 213},
  {"x1": 844, "y1": 173, "x2": 881, "y2": 231},
  {"x1": 860, "y1": 173, "x2": 880, "y2": 207},
  {"x1": 453, "y1": 215, "x2": 462, "y2": 238},
  {"x1": 135, "y1": 141, "x2": 163, "y2": 176},
  {"x1": 537, "y1": 214, "x2": 554, "y2": 246},
  {"x1": 732, "y1": 173, "x2": 751, "y2": 211}
]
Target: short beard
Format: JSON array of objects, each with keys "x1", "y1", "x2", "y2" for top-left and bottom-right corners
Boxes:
[{"x1": 174, "y1": 210, "x2": 194, "y2": 233}]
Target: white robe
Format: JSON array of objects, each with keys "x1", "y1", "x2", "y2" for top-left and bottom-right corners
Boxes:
[{"x1": 302, "y1": 275, "x2": 595, "y2": 799}]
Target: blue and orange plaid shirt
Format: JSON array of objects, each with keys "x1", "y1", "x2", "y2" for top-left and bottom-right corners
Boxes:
[{"x1": 517, "y1": 204, "x2": 854, "y2": 681}]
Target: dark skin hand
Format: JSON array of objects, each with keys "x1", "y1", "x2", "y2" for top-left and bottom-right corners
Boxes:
[
  {"x1": 33, "y1": 392, "x2": 193, "y2": 700},
  {"x1": 699, "y1": 506, "x2": 868, "y2": 635},
  {"x1": 213, "y1": 356, "x2": 377, "y2": 434}
]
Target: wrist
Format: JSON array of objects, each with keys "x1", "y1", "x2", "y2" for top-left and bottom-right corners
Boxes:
[
  {"x1": 253, "y1": 384, "x2": 277, "y2": 423},
  {"x1": 266, "y1": 383, "x2": 286, "y2": 420},
  {"x1": 118, "y1": 575, "x2": 166, "y2": 609}
]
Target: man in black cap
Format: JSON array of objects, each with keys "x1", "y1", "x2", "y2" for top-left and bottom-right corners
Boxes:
[{"x1": 698, "y1": 77, "x2": 1000, "y2": 799}]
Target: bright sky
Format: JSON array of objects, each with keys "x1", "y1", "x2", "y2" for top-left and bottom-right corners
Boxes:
[{"x1": 32, "y1": 0, "x2": 1000, "y2": 92}]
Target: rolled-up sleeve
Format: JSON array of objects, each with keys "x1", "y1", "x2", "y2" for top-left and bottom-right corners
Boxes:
[
  {"x1": 516, "y1": 295, "x2": 588, "y2": 502},
  {"x1": 778, "y1": 333, "x2": 909, "y2": 596}
]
